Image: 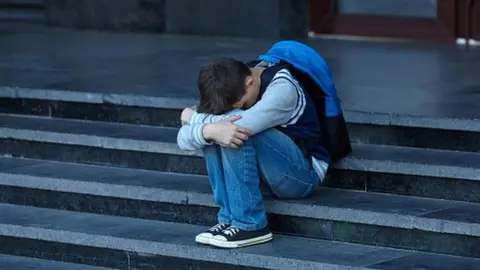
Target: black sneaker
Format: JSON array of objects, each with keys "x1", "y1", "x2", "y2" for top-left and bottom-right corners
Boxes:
[
  {"x1": 209, "y1": 226, "x2": 273, "y2": 248},
  {"x1": 195, "y1": 223, "x2": 231, "y2": 245}
]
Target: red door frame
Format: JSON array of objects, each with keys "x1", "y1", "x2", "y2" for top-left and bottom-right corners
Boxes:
[
  {"x1": 457, "y1": 0, "x2": 480, "y2": 40},
  {"x1": 309, "y1": 0, "x2": 479, "y2": 43}
]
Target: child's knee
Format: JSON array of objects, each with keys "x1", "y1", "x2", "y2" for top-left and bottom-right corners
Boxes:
[
  {"x1": 219, "y1": 138, "x2": 254, "y2": 156},
  {"x1": 251, "y1": 128, "x2": 284, "y2": 144},
  {"x1": 202, "y1": 145, "x2": 220, "y2": 157}
]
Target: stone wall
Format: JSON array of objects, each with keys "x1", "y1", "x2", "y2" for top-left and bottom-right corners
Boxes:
[
  {"x1": 44, "y1": 0, "x2": 308, "y2": 38},
  {"x1": 165, "y1": 0, "x2": 308, "y2": 38}
]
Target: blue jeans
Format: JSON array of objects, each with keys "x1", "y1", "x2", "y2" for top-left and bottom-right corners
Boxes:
[{"x1": 203, "y1": 128, "x2": 320, "y2": 231}]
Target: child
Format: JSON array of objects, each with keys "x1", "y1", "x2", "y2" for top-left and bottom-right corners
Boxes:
[{"x1": 176, "y1": 55, "x2": 335, "y2": 249}]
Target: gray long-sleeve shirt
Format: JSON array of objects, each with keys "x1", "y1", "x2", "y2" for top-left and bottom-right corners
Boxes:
[{"x1": 176, "y1": 68, "x2": 329, "y2": 181}]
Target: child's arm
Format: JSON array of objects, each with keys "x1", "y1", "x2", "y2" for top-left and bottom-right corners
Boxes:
[
  {"x1": 176, "y1": 123, "x2": 212, "y2": 151},
  {"x1": 187, "y1": 110, "x2": 240, "y2": 125},
  {"x1": 188, "y1": 70, "x2": 302, "y2": 135},
  {"x1": 177, "y1": 116, "x2": 249, "y2": 150},
  {"x1": 176, "y1": 70, "x2": 302, "y2": 150}
]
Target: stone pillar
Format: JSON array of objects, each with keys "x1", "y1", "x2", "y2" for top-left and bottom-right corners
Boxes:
[
  {"x1": 164, "y1": 0, "x2": 309, "y2": 38},
  {"x1": 44, "y1": 0, "x2": 165, "y2": 32}
]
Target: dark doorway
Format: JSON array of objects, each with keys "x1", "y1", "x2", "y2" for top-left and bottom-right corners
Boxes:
[{"x1": 310, "y1": 0, "x2": 479, "y2": 43}]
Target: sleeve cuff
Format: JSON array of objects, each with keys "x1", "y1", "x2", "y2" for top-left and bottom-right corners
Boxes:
[
  {"x1": 189, "y1": 111, "x2": 200, "y2": 125},
  {"x1": 193, "y1": 124, "x2": 213, "y2": 146}
]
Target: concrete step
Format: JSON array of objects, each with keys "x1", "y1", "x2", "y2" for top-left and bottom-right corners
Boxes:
[
  {"x1": 0, "y1": 0, "x2": 44, "y2": 23},
  {"x1": 0, "y1": 156, "x2": 479, "y2": 257},
  {"x1": 0, "y1": 0, "x2": 43, "y2": 5},
  {"x1": 0, "y1": 9, "x2": 43, "y2": 22},
  {"x1": 0, "y1": 203, "x2": 479, "y2": 270},
  {"x1": 0, "y1": 254, "x2": 115, "y2": 270},
  {"x1": 1, "y1": 114, "x2": 479, "y2": 203},
  {"x1": 1, "y1": 89, "x2": 479, "y2": 152}
]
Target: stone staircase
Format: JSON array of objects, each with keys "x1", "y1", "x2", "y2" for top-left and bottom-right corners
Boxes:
[
  {"x1": 0, "y1": 0, "x2": 44, "y2": 22},
  {"x1": 0, "y1": 87, "x2": 479, "y2": 269}
]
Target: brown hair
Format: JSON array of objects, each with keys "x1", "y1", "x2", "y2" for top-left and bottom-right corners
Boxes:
[{"x1": 197, "y1": 58, "x2": 251, "y2": 114}]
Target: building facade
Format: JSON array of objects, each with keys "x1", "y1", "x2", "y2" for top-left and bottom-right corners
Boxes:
[{"x1": 1, "y1": 0, "x2": 479, "y2": 43}]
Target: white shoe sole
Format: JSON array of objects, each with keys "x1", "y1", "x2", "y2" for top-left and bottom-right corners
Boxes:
[
  {"x1": 195, "y1": 234, "x2": 212, "y2": 245},
  {"x1": 208, "y1": 233, "x2": 273, "y2": 249}
]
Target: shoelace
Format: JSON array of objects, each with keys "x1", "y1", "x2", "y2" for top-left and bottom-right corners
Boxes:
[
  {"x1": 209, "y1": 224, "x2": 228, "y2": 233},
  {"x1": 223, "y1": 227, "x2": 240, "y2": 236}
]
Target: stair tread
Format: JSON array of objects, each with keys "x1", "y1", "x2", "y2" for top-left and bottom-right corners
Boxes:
[
  {"x1": 0, "y1": 113, "x2": 180, "y2": 143},
  {"x1": 0, "y1": 0, "x2": 43, "y2": 5},
  {"x1": 0, "y1": 10, "x2": 43, "y2": 22},
  {"x1": 0, "y1": 254, "x2": 114, "y2": 270},
  {"x1": 0, "y1": 203, "x2": 479, "y2": 270},
  {"x1": 1, "y1": 114, "x2": 479, "y2": 180},
  {"x1": 1, "y1": 156, "x2": 479, "y2": 237}
]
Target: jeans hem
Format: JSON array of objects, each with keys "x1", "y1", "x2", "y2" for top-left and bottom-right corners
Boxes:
[
  {"x1": 231, "y1": 220, "x2": 268, "y2": 231},
  {"x1": 218, "y1": 217, "x2": 232, "y2": 225}
]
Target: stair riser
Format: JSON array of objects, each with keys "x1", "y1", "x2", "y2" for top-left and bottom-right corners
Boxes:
[
  {"x1": 0, "y1": 0, "x2": 44, "y2": 10},
  {"x1": 0, "y1": 236, "x2": 265, "y2": 270},
  {"x1": 1, "y1": 139, "x2": 479, "y2": 203},
  {"x1": 2, "y1": 97, "x2": 479, "y2": 152},
  {"x1": 0, "y1": 0, "x2": 44, "y2": 23},
  {"x1": 1, "y1": 185, "x2": 479, "y2": 258},
  {"x1": 327, "y1": 170, "x2": 480, "y2": 203}
]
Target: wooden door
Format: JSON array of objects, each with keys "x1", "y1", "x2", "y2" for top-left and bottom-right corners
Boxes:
[
  {"x1": 456, "y1": 0, "x2": 480, "y2": 41},
  {"x1": 309, "y1": 0, "x2": 473, "y2": 43}
]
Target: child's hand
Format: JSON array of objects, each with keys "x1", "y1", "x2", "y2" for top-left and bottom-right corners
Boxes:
[
  {"x1": 181, "y1": 106, "x2": 196, "y2": 125},
  {"x1": 202, "y1": 116, "x2": 253, "y2": 148}
]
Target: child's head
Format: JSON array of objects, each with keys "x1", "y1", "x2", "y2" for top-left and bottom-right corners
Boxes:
[{"x1": 197, "y1": 58, "x2": 259, "y2": 114}]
